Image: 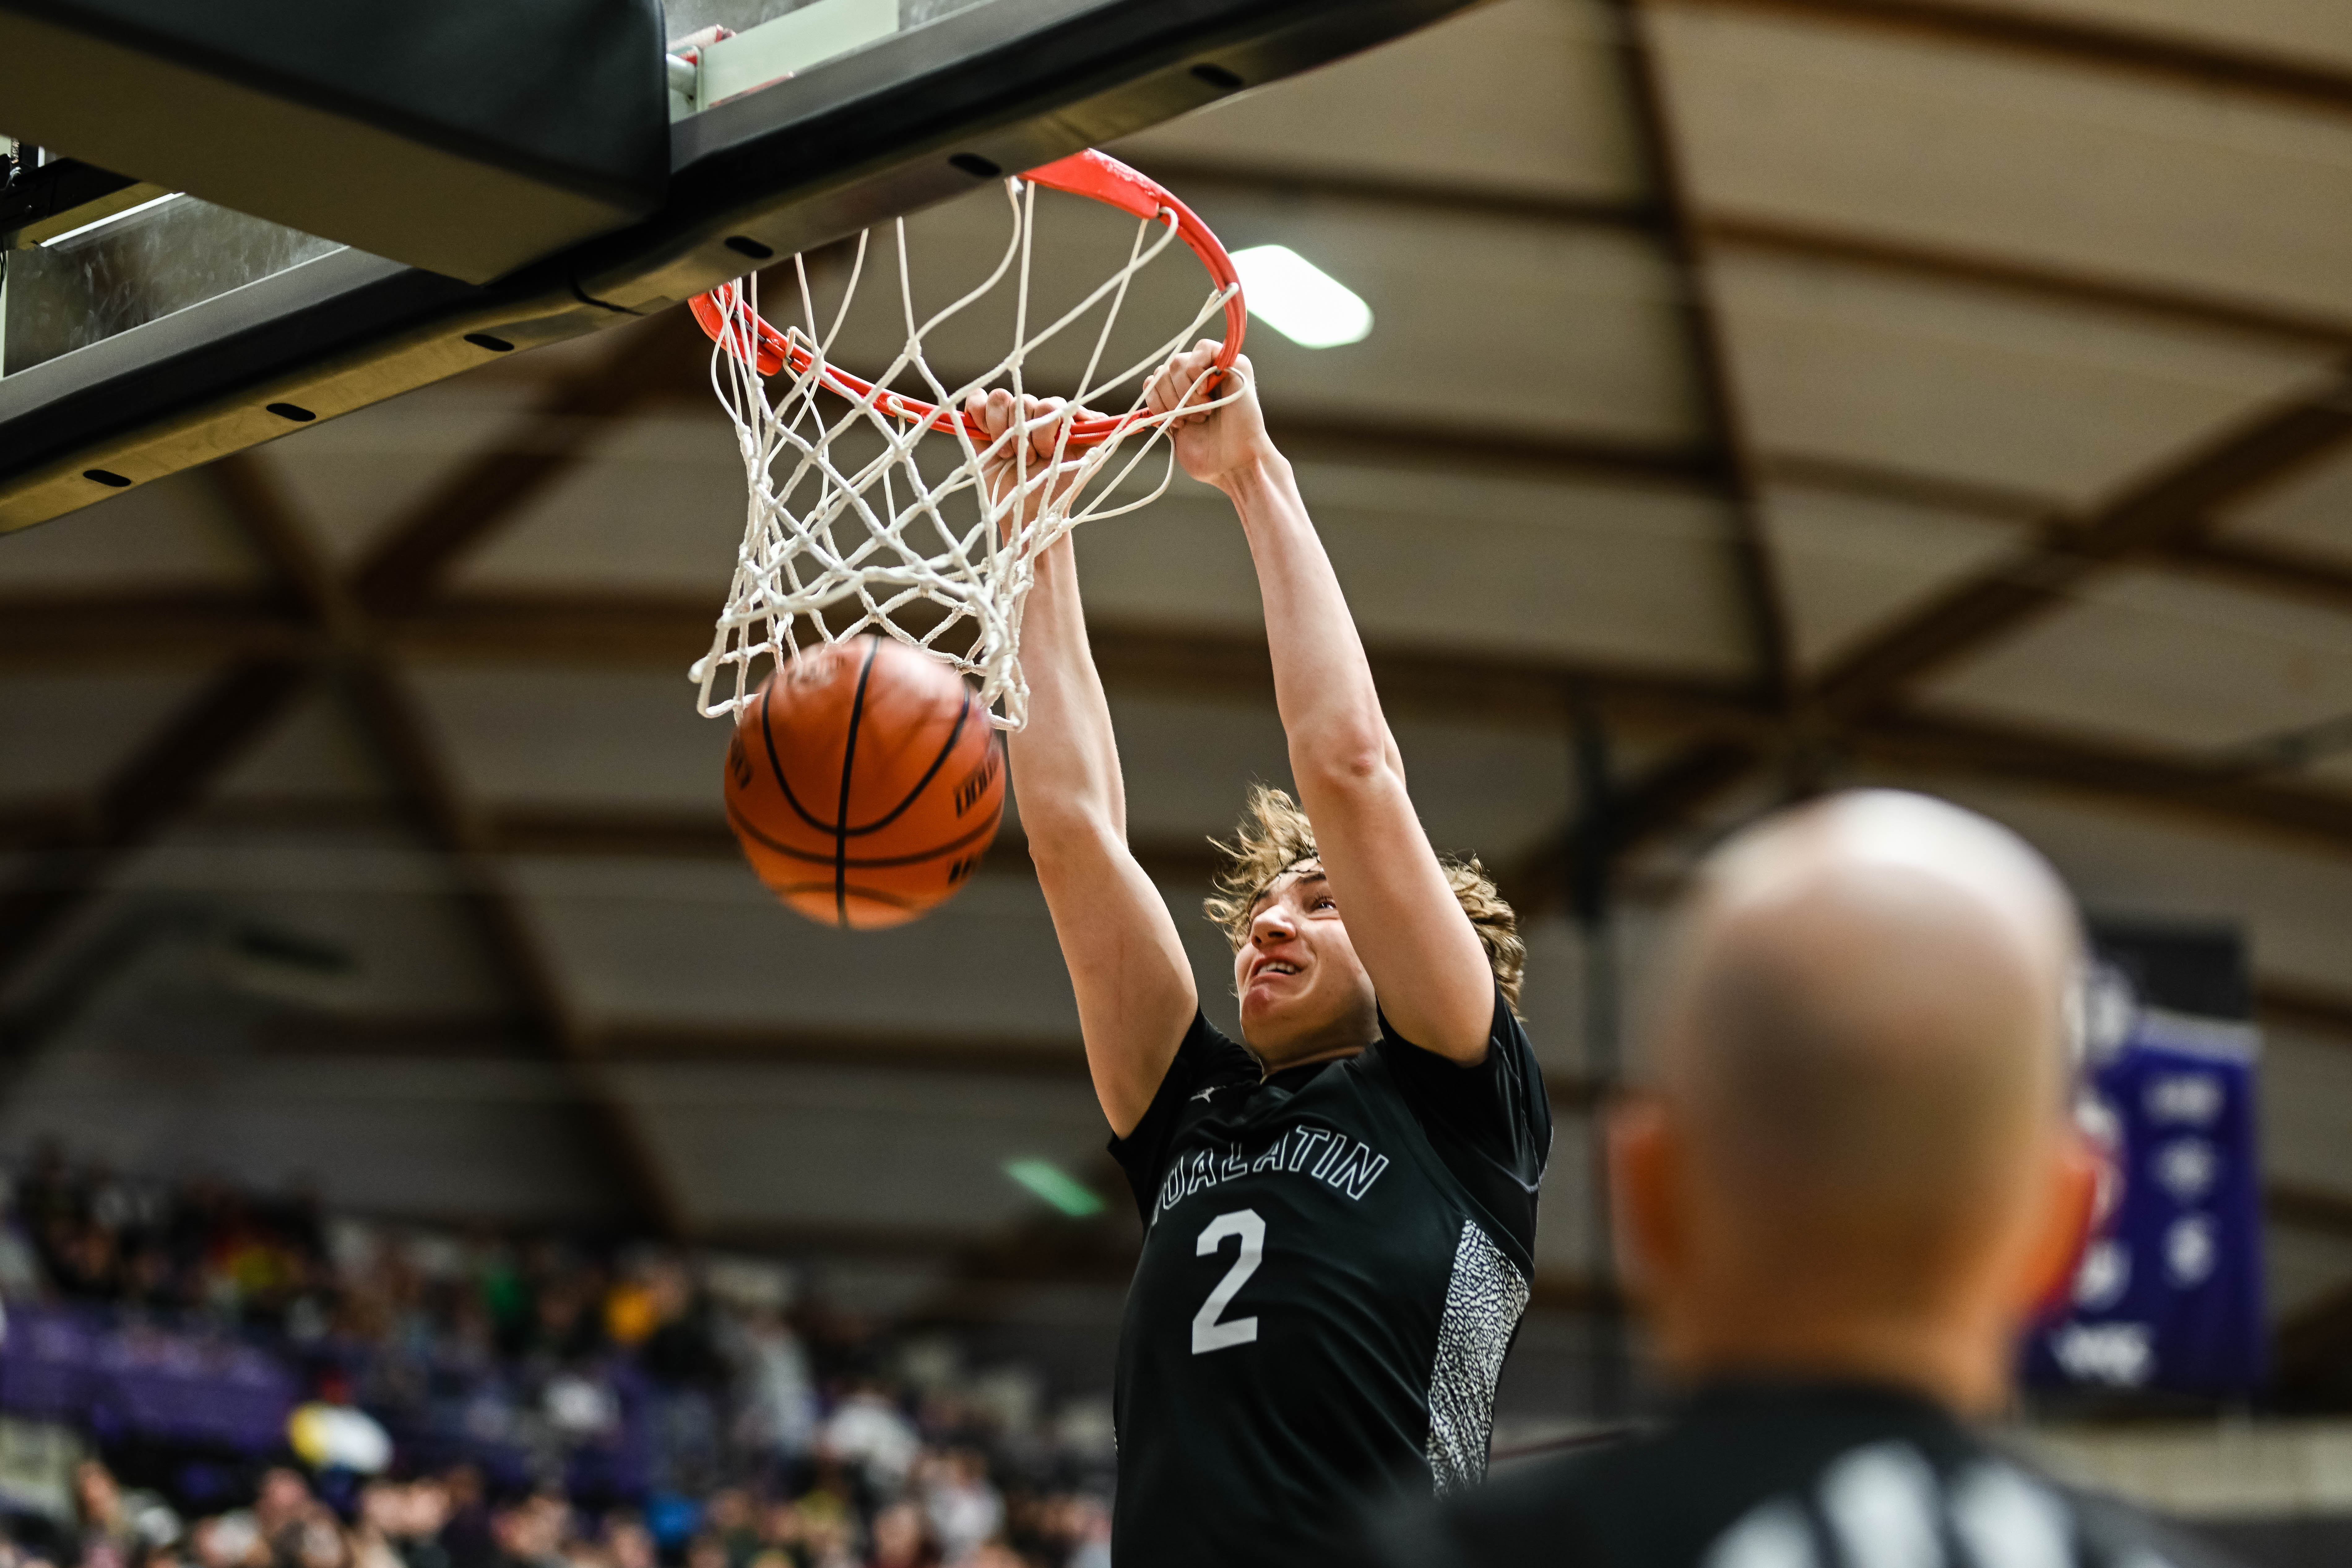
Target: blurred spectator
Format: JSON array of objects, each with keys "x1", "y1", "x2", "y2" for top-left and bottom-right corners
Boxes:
[
  {"x1": 284, "y1": 1511, "x2": 348, "y2": 1568},
  {"x1": 724, "y1": 1310, "x2": 815, "y2": 1467},
  {"x1": 74, "y1": 1462, "x2": 133, "y2": 1568},
  {"x1": 250, "y1": 1470, "x2": 311, "y2": 1554},
  {"x1": 698, "y1": 1493, "x2": 755, "y2": 1568},
  {"x1": 819, "y1": 1393, "x2": 918, "y2": 1501},
  {"x1": 594, "y1": 1520, "x2": 649, "y2": 1568},
  {"x1": 72, "y1": 1462, "x2": 176, "y2": 1568},
  {"x1": 489, "y1": 1495, "x2": 566, "y2": 1568},
  {"x1": 862, "y1": 1505, "x2": 934, "y2": 1568},
  {"x1": 434, "y1": 1472, "x2": 492, "y2": 1568},
  {"x1": 188, "y1": 1513, "x2": 260, "y2": 1568},
  {"x1": 392, "y1": 1482, "x2": 453, "y2": 1568},
  {"x1": 349, "y1": 1485, "x2": 405, "y2": 1568},
  {"x1": 912, "y1": 1454, "x2": 997, "y2": 1568}
]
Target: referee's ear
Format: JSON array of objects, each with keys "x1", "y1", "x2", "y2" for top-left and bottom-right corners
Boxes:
[
  {"x1": 2016, "y1": 1129, "x2": 2100, "y2": 1323},
  {"x1": 1608, "y1": 1094, "x2": 1681, "y2": 1309}
]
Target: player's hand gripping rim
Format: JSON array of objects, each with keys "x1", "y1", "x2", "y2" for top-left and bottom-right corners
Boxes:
[
  {"x1": 1143, "y1": 339, "x2": 1269, "y2": 493},
  {"x1": 965, "y1": 388, "x2": 1094, "y2": 538}
]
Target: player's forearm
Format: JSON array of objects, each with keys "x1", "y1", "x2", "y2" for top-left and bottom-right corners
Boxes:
[
  {"x1": 1222, "y1": 453, "x2": 1401, "y2": 790},
  {"x1": 1005, "y1": 535, "x2": 1129, "y2": 847},
  {"x1": 1011, "y1": 543, "x2": 1195, "y2": 1138}
]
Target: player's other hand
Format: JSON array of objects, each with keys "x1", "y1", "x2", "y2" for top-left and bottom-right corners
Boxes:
[
  {"x1": 1144, "y1": 342, "x2": 1275, "y2": 494},
  {"x1": 965, "y1": 389, "x2": 1086, "y2": 521}
]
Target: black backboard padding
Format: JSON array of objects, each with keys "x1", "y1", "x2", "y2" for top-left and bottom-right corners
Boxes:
[
  {"x1": 0, "y1": 248, "x2": 485, "y2": 469},
  {"x1": 0, "y1": 0, "x2": 666, "y2": 280},
  {"x1": 0, "y1": 0, "x2": 668, "y2": 208}
]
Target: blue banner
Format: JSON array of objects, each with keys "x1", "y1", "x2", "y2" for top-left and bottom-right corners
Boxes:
[{"x1": 2026, "y1": 964, "x2": 2266, "y2": 1395}]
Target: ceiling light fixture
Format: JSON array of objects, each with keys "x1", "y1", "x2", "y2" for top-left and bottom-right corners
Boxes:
[
  {"x1": 1004, "y1": 1158, "x2": 1107, "y2": 1217},
  {"x1": 1230, "y1": 244, "x2": 1373, "y2": 348}
]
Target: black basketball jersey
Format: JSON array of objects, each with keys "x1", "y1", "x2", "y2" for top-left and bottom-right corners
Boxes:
[{"x1": 1106, "y1": 986, "x2": 1552, "y2": 1568}]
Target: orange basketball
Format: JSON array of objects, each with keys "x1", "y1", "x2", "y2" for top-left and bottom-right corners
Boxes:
[{"x1": 724, "y1": 637, "x2": 1005, "y2": 929}]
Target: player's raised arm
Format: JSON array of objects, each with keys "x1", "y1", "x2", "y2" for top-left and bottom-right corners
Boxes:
[
  {"x1": 1144, "y1": 345, "x2": 1496, "y2": 1063},
  {"x1": 967, "y1": 390, "x2": 1198, "y2": 1136}
]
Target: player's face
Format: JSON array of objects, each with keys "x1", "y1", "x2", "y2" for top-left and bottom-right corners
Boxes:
[{"x1": 1234, "y1": 862, "x2": 1379, "y2": 1064}]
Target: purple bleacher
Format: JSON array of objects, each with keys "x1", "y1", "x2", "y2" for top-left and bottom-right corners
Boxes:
[{"x1": 2, "y1": 1306, "x2": 296, "y2": 1451}]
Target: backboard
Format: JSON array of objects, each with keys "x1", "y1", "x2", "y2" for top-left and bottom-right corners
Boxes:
[{"x1": 0, "y1": 0, "x2": 1484, "y2": 535}]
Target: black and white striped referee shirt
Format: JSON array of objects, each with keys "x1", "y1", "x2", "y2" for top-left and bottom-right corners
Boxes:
[{"x1": 1363, "y1": 1380, "x2": 2246, "y2": 1568}]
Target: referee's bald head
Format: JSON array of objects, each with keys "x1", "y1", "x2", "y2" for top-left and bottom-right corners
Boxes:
[{"x1": 1618, "y1": 789, "x2": 2093, "y2": 1412}]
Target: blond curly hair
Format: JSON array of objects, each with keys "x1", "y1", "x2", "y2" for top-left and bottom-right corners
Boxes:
[{"x1": 1203, "y1": 784, "x2": 1524, "y2": 1012}]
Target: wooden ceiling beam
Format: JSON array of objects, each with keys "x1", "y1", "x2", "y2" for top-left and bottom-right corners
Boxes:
[
  {"x1": 1811, "y1": 376, "x2": 2352, "y2": 721},
  {"x1": 1847, "y1": 708, "x2": 2352, "y2": 851},
  {"x1": 1620, "y1": 0, "x2": 1793, "y2": 711},
  {"x1": 2158, "y1": 535, "x2": 2352, "y2": 616},
  {"x1": 1263, "y1": 411, "x2": 1727, "y2": 492},
  {"x1": 1118, "y1": 156, "x2": 1665, "y2": 233},
  {"x1": 1079, "y1": 621, "x2": 1762, "y2": 732},
  {"x1": 2256, "y1": 978, "x2": 2352, "y2": 1045},
  {"x1": 0, "y1": 590, "x2": 307, "y2": 668},
  {"x1": 2271, "y1": 1182, "x2": 2352, "y2": 1240},
  {"x1": 1694, "y1": 0, "x2": 2352, "y2": 119},
  {"x1": 1706, "y1": 213, "x2": 2352, "y2": 349},
  {"x1": 1757, "y1": 452, "x2": 2056, "y2": 522}
]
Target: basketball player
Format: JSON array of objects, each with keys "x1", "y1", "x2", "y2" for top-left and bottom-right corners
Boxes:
[
  {"x1": 963, "y1": 345, "x2": 1551, "y2": 1568},
  {"x1": 1364, "y1": 791, "x2": 2245, "y2": 1568}
]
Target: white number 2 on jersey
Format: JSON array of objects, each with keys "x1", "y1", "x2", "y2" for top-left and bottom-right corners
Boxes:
[{"x1": 1191, "y1": 1208, "x2": 1265, "y2": 1354}]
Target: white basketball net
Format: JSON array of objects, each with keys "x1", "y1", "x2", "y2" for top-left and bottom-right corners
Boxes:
[{"x1": 690, "y1": 177, "x2": 1243, "y2": 729}]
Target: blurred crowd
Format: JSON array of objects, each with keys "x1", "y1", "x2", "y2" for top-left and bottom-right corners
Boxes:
[
  {"x1": 29, "y1": 1457, "x2": 1108, "y2": 1568},
  {"x1": 0, "y1": 1147, "x2": 1114, "y2": 1568}
]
